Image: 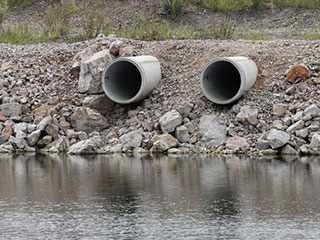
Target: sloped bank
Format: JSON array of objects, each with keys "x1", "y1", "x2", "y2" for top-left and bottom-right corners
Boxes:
[{"x1": 0, "y1": 35, "x2": 320, "y2": 157}]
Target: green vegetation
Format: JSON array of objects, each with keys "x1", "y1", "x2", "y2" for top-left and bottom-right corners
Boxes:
[
  {"x1": 7, "y1": 0, "x2": 35, "y2": 10},
  {"x1": 1, "y1": 0, "x2": 320, "y2": 44},
  {"x1": 43, "y1": 0, "x2": 77, "y2": 38},
  {"x1": 0, "y1": 24, "x2": 45, "y2": 44},
  {"x1": 160, "y1": 0, "x2": 185, "y2": 18},
  {"x1": 274, "y1": 0, "x2": 320, "y2": 8},
  {"x1": 79, "y1": 2, "x2": 106, "y2": 39},
  {"x1": 0, "y1": 0, "x2": 8, "y2": 27}
]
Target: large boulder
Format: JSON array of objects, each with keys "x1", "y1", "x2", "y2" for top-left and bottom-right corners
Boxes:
[
  {"x1": 199, "y1": 114, "x2": 227, "y2": 147},
  {"x1": 78, "y1": 49, "x2": 113, "y2": 94},
  {"x1": 70, "y1": 107, "x2": 108, "y2": 133},
  {"x1": 159, "y1": 110, "x2": 182, "y2": 133},
  {"x1": 267, "y1": 129, "x2": 290, "y2": 149},
  {"x1": 83, "y1": 94, "x2": 114, "y2": 115}
]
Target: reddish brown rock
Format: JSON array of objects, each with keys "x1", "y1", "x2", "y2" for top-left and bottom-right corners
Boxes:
[
  {"x1": 286, "y1": 65, "x2": 310, "y2": 83},
  {"x1": 34, "y1": 105, "x2": 57, "y2": 121}
]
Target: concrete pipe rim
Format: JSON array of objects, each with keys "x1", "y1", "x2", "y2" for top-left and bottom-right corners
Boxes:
[
  {"x1": 200, "y1": 57, "x2": 246, "y2": 105},
  {"x1": 102, "y1": 57, "x2": 146, "y2": 104}
]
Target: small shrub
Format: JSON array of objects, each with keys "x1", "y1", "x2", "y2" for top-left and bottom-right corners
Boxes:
[
  {"x1": 7, "y1": 0, "x2": 35, "y2": 10},
  {"x1": 80, "y1": 3, "x2": 105, "y2": 38},
  {"x1": 273, "y1": 0, "x2": 320, "y2": 9},
  {"x1": 209, "y1": 18, "x2": 236, "y2": 39},
  {"x1": 0, "y1": 0, "x2": 8, "y2": 26},
  {"x1": 160, "y1": 0, "x2": 185, "y2": 19},
  {"x1": 43, "y1": 0, "x2": 77, "y2": 38}
]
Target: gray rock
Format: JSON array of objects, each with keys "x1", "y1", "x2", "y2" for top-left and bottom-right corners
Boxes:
[
  {"x1": 273, "y1": 103, "x2": 287, "y2": 117},
  {"x1": 66, "y1": 129, "x2": 78, "y2": 139},
  {"x1": 177, "y1": 100, "x2": 193, "y2": 118},
  {"x1": 9, "y1": 136, "x2": 28, "y2": 149},
  {"x1": 151, "y1": 134, "x2": 179, "y2": 152},
  {"x1": 308, "y1": 124, "x2": 319, "y2": 133},
  {"x1": 304, "y1": 104, "x2": 319, "y2": 118},
  {"x1": 119, "y1": 46, "x2": 134, "y2": 57},
  {"x1": 175, "y1": 125, "x2": 190, "y2": 143},
  {"x1": 27, "y1": 129, "x2": 42, "y2": 146},
  {"x1": 78, "y1": 49, "x2": 112, "y2": 94},
  {"x1": 1, "y1": 103, "x2": 22, "y2": 117},
  {"x1": 38, "y1": 116, "x2": 53, "y2": 131},
  {"x1": 296, "y1": 128, "x2": 308, "y2": 139},
  {"x1": 168, "y1": 148, "x2": 183, "y2": 154},
  {"x1": 292, "y1": 111, "x2": 303, "y2": 122},
  {"x1": 68, "y1": 139, "x2": 96, "y2": 154},
  {"x1": 55, "y1": 136, "x2": 70, "y2": 152},
  {"x1": 120, "y1": 129, "x2": 143, "y2": 149},
  {"x1": 283, "y1": 117, "x2": 292, "y2": 126},
  {"x1": 13, "y1": 123, "x2": 27, "y2": 138},
  {"x1": 199, "y1": 114, "x2": 227, "y2": 146},
  {"x1": 78, "y1": 131, "x2": 88, "y2": 141},
  {"x1": 184, "y1": 121, "x2": 195, "y2": 134},
  {"x1": 68, "y1": 136, "x2": 104, "y2": 154},
  {"x1": 236, "y1": 106, "x2": 258, "y2": 125},
  {"x1": 70, "y1": 107, "x2": 108, "y2": 133},
  {"x1": 27, "y1": 124, "x2": 37, "y2": 133},
  {"x1": 280, "y1": 144, "x2": 299, "y2": 155},
  {"x1": 310, "y1": 133, "x2": 320, "y2": 151},
  {"x1": 287, "y1": 120, "x2": 305, "y2": 133},
  {"x1": 46, "y1": 123, "x2": 59, "y2": 138},
  {"x1": 159, "y1": 110, "x2": 182, "y2": 133},
  {"x1": 109, "y1": 40, "x2": 123, "y2": 56},
  {"x1": 37, "y1": 135, "x2": 52, "y2": 148},
  {"x1": 267, "y1": 129, "x2": 290, "y2": 149},
  {"x1": 226, "y1": 136, "x2": 249, "y2": 151},
  {"x1": 257, "y1": 139, "x2": 270, "y2": 150},
  {"x1": 83, "y1": 94, "x2": 114, "y2": 115}
]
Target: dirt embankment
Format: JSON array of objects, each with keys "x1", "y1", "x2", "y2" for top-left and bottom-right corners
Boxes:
[{"x1": 2, "y1": 0, "x2": 320, "y2": 39}]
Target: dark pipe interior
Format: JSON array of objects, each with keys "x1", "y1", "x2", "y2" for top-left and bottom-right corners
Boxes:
[
  {"x1": 202, "y1": 61, "x2": 241, "y2": 102},
  {"x1": 104, "y1": 61, "x2": 142, "y2": 101}
]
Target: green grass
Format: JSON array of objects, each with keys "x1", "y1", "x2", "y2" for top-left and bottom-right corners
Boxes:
[
  {"x1": 7, "y1": 0, "x2": 35, "y2": 10},
  {"x1": 0, "y1": 24, "x2": 46, "y2": 44},
  {"x1": 273, "y1": 0, "x2": 320, "y2": 8}
]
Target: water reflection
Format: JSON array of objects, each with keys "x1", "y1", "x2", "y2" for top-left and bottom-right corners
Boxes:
[{"x1": 0, "y1": 154, "x2": 320, "y2": 239}]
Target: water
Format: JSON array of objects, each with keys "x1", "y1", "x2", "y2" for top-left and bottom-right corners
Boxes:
[{"x1": 0, "y1": 154, "x2": 320, "y2": 239}]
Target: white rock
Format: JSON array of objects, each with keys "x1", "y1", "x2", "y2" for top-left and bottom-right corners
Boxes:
[
  {"x1": 199, "y1": 114, "x2": 226, "y2": 147},
  {"x1": 159, "y1": 110, "x2": 182, "y2": 133}
]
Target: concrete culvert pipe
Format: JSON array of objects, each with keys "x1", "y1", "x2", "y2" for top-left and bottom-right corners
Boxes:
[
  {"x1": 200, "y1": 56, "x2": 258, "y2": 105},
  {"x1": 102, "y1": 56, "x2": 161, "y2": 104}
]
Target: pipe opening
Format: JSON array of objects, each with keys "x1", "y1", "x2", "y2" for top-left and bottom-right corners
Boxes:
[
  {"x1": 104, "y1": 61, "x2": 142, "y2": 102},
  {"x1": 202, "y1": 61, "x2": 241, "y2": 102}
]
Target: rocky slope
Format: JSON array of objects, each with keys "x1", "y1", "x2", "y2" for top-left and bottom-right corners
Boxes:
[{"x1": 0, "y1": 35, "x2": 320, "y2": 157}]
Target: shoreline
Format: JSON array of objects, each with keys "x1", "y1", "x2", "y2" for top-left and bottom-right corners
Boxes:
[{"x1": 1, "y1": 36, "x2": 320, "y2": 157}]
